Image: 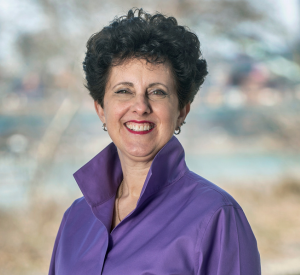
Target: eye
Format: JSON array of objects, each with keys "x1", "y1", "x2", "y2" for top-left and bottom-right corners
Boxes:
[
  {"x1": 149, "y1": 89, "x2": 167, "y2": 96},
  {"x1": 115, "y1": 89, "x2": 130, "y2": 94}
]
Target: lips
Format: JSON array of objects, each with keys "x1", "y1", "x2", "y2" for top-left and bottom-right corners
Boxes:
[{"x1": 124, "y1": 120, "x2": 155, "y2": 135}]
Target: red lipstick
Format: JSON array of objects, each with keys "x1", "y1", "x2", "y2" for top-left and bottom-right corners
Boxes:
[
  {"x1": 126, "y1": 120, "x2": 153, "y2": 123},
  {"x1": 124, "y1": 120, "x2": 155, "y2": 135}
]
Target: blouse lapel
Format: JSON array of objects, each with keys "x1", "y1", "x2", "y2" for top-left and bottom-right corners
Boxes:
[{"x1": 73, "y1": 136, "x2": 188, "y2": 232}]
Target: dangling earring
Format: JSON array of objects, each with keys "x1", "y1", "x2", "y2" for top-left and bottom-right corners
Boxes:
[
  {"x1": 174, "y1": 126, "x2": 181, "y2": 135},
  {"x1": 174, "y1": 121, "x2": 186, "y2": 135},
  {"x1": 102, "y1": 123, "x2": 107, "y2": 131}
]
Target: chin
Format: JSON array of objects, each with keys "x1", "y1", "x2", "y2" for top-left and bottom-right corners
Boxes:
[{"x1": 123, "y1": 142, "x2": 158, "y2": 159}]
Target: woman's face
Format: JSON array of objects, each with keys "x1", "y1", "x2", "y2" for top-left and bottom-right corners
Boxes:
[{"x1": 95, "y1": 58, "x2": 190, "y2": 163}]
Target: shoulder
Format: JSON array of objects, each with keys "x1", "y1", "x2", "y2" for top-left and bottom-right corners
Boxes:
[
  {"x1": 62, "y1": 196, "x2": 91, "y2": 221},
  {"x1": 181, "y1": 173, "x2": 259, "y2": 244},
  {"x1": 180, "y1": 170, "x2": 242, "y2": 211}
]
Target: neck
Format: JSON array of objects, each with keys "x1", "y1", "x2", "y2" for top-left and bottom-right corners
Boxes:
[{"x1": 117, "y1": 150, "x2": 153, "y2": 200}]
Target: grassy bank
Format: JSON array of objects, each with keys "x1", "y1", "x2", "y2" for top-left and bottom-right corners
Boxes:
[{"x1": 0, "y1": 179, "x2": 300, "y2": 275}]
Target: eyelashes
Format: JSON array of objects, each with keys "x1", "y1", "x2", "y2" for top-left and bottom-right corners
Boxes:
[
  {"x1": 150, "y1": 89, "x2": 167, "y2": 96},
  {"x1": 115, "y1": 89, "x2": 167, "y2": 98},
  {"x1": 115, "y1": 89, "x2": 129, "y2": 94}
]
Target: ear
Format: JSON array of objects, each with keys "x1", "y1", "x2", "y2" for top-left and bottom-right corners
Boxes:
[
  {"x1": 178, "y1": 102, "x2": 190, "y2": 126},
  {"x1": 94, "y1": 100, "x2": 106, "y2": 124}
]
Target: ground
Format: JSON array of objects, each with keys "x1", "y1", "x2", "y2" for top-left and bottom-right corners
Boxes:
[{"x1": 0, "y1": 179, "x2": 300, "y2": 275}]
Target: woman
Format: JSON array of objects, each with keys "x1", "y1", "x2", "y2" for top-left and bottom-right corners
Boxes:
[{"x1": 49, "y1": 8, "x2": 261, "y2": 275}]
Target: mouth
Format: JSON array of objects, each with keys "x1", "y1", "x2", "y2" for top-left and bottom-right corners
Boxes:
[{"x1": 124, "y1": 120, "x2": 155, "y2": 135}]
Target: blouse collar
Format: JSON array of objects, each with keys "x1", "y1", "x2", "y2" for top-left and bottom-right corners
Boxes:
[{"x1": 73, "y1": 136, "x2": 188, "y2": 230}]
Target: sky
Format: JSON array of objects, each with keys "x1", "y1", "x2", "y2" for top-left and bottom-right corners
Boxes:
[
  {"x1": 0, "y1": 0, "x2": 299, "y2": 73},
  {"x1": 274, "y1": 0, "x2": 300, "y2": 36}
]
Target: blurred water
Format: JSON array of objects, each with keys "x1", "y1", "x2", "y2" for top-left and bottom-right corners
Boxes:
[
  {"x1": 1, "y1": 150, "x2": 299, "y2": 208},
  {"x1": 186, "y1": 153, "x2": 300, "y2": 184}
]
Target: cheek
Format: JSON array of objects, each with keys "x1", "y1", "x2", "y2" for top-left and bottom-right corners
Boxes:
[
  {"x1": 105, "y1": 101, "x2": 128, "y2": 125},
  {"x1": 155, "y1": 104, "x2": 179, "y2": 128}
]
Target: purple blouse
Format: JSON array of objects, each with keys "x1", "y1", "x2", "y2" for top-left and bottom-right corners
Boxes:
[{"x1": 49, "y1": 136, "x2": 261, "y2": 275}]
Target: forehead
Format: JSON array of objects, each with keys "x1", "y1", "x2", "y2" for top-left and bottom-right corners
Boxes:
[{"x1": 106, "y1": 58, "x2": 176, "y2": 89}]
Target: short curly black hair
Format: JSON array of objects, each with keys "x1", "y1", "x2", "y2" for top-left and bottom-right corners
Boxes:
[{"x1": 83, "y1": 8, "x2": 208, "y2": 110}]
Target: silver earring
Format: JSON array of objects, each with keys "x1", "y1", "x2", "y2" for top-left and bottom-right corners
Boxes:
[
  {"x1": 102, "y1": 123, "x2": 107, "y2": 131},
  {"x1": 174, "y1": 121, "x2": 186, "y2": 135},
  {"x1": 174, "y1": 126, "x2": 181, "y2": 135}
]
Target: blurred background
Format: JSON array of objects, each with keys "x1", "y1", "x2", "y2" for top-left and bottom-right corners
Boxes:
[{"x1": 0, "y1": 0, "x2": 300, "y2": 274}]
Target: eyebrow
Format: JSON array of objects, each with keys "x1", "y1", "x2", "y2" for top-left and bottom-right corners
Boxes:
[
  {"x1": 112, "y1": 82, "x2": 134, "y2": 89},
  {"x1": 112, "y1": 82, "x2": 169, "y2": 91},
  {"x1": 148, "y1": 83, "x2": 169, "y2": 91}
]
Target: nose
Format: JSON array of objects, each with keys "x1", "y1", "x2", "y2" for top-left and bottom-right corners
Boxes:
[{"x1": 131, "y1": 94, "x2": 151, "y2": 115}]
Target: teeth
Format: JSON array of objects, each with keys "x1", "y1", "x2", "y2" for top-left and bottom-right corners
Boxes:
[{"x1": 125, "y1": 122, "x2": 154, "y2": 132}]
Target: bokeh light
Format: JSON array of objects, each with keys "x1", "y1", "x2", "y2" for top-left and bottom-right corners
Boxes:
[{"x1": 0, "y1": 1, "x2": 300, "y2": 274}]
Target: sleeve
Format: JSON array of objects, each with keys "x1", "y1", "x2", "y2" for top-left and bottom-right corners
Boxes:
[
  {"x1": 196, "y1": 205, "x2": 261, "y2": 275},
  {"x1": 48, "y1": 209, "x2": 69, "y2": 275}
]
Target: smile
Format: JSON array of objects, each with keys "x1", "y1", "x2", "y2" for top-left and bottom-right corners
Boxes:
[{"x1": 125, "y1": 121, "x2": 155, "y2": 135}]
